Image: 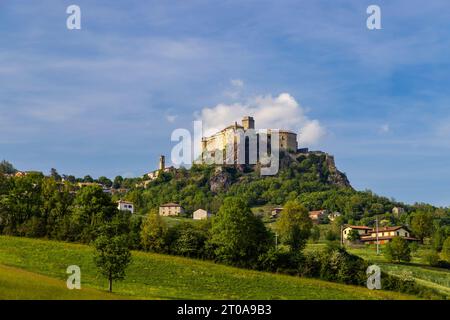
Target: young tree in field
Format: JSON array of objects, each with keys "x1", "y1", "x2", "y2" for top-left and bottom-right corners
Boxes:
[
  {"x1": 207, "y1": 196, "x2": 273, "y2": 267},
  {"x1": 384, "y1": 237, "x2": 411, "y2": 263},
  {"x1": 275, "y1": 201, "x2": 312, "y2": 252},
  {"x1": 94, "y1": 215, "x2": 132, "y2": 293},
  {"x1": 140, "y1": 210, "x2": 167, "y2": 253},
  {"x1": 442, "y1": 237, "x2": 450, "y2": 263},
  {"x1": 411, "y1": 211, "x2": 434, "y2": 243}
]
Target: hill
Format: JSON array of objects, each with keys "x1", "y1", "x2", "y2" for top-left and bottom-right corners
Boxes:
[{"x1": 0, "y1": 236, "x2": 415, "y2": 300}]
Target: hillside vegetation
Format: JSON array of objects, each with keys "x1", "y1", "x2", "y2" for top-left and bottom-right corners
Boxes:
[
  {"x1": 123, "y1": 152, "x2": 413, "y2": 220},
  {"x1": 0, "y1": 236, "x2": 415, "y2": 300}
]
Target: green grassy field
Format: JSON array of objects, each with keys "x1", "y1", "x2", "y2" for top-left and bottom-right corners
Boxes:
[
  {"x1": 306, "y1": 242, "x2": 450, "y2": 298},
  {"x1": 0, "y1": 264, "x2": 122, "y2": 300},
  {"x1": 348, "y1": 245, "x2": 450, "y2": 298},
  {"x1": 0, "y1": 236, "x2": 415, "y2": 300}
]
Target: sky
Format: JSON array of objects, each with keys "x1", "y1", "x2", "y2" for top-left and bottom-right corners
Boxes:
[{"x1": 1, "y1": 0, "x2": 450, "y2": 206}]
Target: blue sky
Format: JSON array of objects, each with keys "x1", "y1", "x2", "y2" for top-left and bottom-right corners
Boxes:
[{"x1": 1, "y1": 0, "x2": 450, "y2": 206}]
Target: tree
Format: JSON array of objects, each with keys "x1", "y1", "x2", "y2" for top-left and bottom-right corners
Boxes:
[
  {"x1": 71, "y1": 185, "x2": 117, "y2": 242},
  {"x1": 207, "y1": 197, "x2": 273, "y2": 267},
  {"x1": 113, "y1": 176, "x2": 124, "y2": 189},
  {"x1": 140, "y1": 210, "x2": 167, "y2": 252},
  {"x1": 98, "y1": 176, "x2": 113, "y2": 188},
  {"x1": 49, "y1": 168, "x2": 61, "y2": 181},
  {"x1": 442, "y1": 237, "x2": 450, "y2": 263},
  {"x1": 93, "y1": 215, "x2": 132, "y2": 292},
  {"x1": 275, "y1": 201, "x2": 312, "y2": 252},
  {"x1": 432, "y1": 227, "x2": 446, "y2": 251},
  {"x1": 310, "y1": 225, "x2": 320, "y2": 243},
  {"x1": 0, "y1": 160, "x2": 17, "y2": 174},
  {"x1": 411, "y1": 211, "x2": 434, "y2": 243},
  {"x1": 347, "y1": 229, "x2": 361, "y2": 242},
  {"x1": 171, "y1": 223, "x2": 208, "y2": 258},
  {"x1": 423, "y1": 250, "x2": 440, "y2": 267},
  {"x1": 384, "y1": 237, "x2": 411, "y2": 263},
  {"x1": 83, "y1": 175, "x2": 94, "y2": 183}
]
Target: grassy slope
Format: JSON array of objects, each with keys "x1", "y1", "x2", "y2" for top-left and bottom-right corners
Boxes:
[
  {"x1": 0, "y1": 236, "x2": 414, "y2": 300},
  {"x1": 0, "y1": 264, "x2": 122, "y2": 300},
  {"x1": 306, "y1": 243, "x2": 450, "y2": 298}
]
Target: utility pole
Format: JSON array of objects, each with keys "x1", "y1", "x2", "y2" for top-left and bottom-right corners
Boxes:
[
  {"x1": 340, "y1": 224, "x2": 344, "y2": 247},
  {"x1": 275, "y1": 232, "x2": 278, "y2": 250},
  {"x1": 376, "y1": 216, "x2": 380, "y2": 255}
]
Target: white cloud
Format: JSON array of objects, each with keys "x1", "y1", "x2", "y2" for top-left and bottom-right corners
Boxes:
[
  {"x1": 224, "y1": 79, "x2": 245, "y2": 99},
  {"x1": 379, "y1": 123, "x2": 390, "y2": 134},
  {"x1": 166, "y1": 115, "x2": 177, "y2": 123},
  {"x1": 197, "y1": 93, "x2": 326, "y2": 146},
  {"x1": 230, "y1": 79, "x2": 244, "y2": 88}
]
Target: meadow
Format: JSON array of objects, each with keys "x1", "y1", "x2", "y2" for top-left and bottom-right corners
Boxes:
[
  {"x1": 306, "y1": 242, "x2": 450, "y2": 298},
  {"x1": 0, "y1": 264, "x2": 122, "y2": 300},
  {"x1": 0, "y1": 236, "x2": 415, "y2": 300}
]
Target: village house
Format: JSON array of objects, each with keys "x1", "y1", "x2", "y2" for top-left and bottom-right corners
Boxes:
[
  {"x1": 159, "y1": 202, "x2": 184, "y2": 216},
  {"x1": 343, "y1": 225, "x2": 418, "y2": 245},
  {"x1": 309, "y1": 210, "x2": 327, "y2": 223},
  {"x1": 342, "y1": 225, "x2": 373, "y2": 241},
  {"x1": 14, "y1": 171, "x2": 27, "y2": 177},
  {"x1": 193, "y1": 209, "x2": 211, "y2": 220},
  {"x1": 117, "y1": 200, "x2": 134, "y2": 214},
  {"x1": 271, "y1": 207, "x2": 283, "y2": 217},
  {"x1": 392, "y1": 206, "x2": 405, "y2": 217},
  {"x1": 327, "y1": 211, "x2": 341, "y2": 221},
  {"x1": 361, "y1": 226, "x2": 418, "y2": 244}
]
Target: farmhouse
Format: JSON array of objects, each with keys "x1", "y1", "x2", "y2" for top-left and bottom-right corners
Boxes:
[
  {"x1": 309, "y1": 210, "x2": 327, "y2": 223},
  {"x1": 159, "y1": 202, "x2": 184, "y2": 216},
  {"x1": 117, "y1": 200, "x2": 134, "y2": 214},
  {"x1": 361, "y1": 226, "x2": 418, "y2": 244},
  {"x1": 193, "y1": 209, "x2": 211, "y2": 220},
  {"x1": 343, "y1": 225, "x2": 418, "y2": 244}
]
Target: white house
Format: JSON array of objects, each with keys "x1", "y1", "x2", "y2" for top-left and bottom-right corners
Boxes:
[
  {"x1": 117, "y1": 200, "x2": 134, "y2": 214},
  {"x1": 271, "y1": 207, "x2": 283, "y2": 217},
  {"x1": 193, "y1": 209, "x2": 211, "y2": 220},
  {"x1": 327, "y1": 212, "x2": 341, "y2": 221}
]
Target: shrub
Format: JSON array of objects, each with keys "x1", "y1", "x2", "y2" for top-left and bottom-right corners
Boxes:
[
  {"x1": 258, "y1": 248, "x2": 303, "y2": 275},
  {"x1": 422, "y1": 250, "x2": 440, "y2": 267},
  {"x1": 442, "y1": 237, "x2": 450, "y2": 263},
  {"x1": 384, "y1": 237, "x2": 411, "y2": 263}
]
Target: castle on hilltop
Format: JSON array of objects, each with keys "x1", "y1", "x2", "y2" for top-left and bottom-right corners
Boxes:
[{"x1": 201, "y1": 116, "x2": 305, "y2": 165}]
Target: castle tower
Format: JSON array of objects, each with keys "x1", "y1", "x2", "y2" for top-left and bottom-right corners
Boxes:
[
  {"x1": 159, "y1": 155, "x2": 165, "y2": 171},
  {"x1": 242, "y1": 116, "x2": 255, "y2": 130}
]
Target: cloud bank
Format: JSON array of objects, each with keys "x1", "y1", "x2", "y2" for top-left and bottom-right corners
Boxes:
[{"x1": 197, "y1": 93, "x2": 325, "y2": 147}]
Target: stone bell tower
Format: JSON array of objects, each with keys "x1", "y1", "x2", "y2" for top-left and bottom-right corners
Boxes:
[
  {"x1": 242, "y1": 116, "x2": 255, "y2": 130},
  {"x1": 159, "y1": 155, "x2": 165, "y2": 171}
]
